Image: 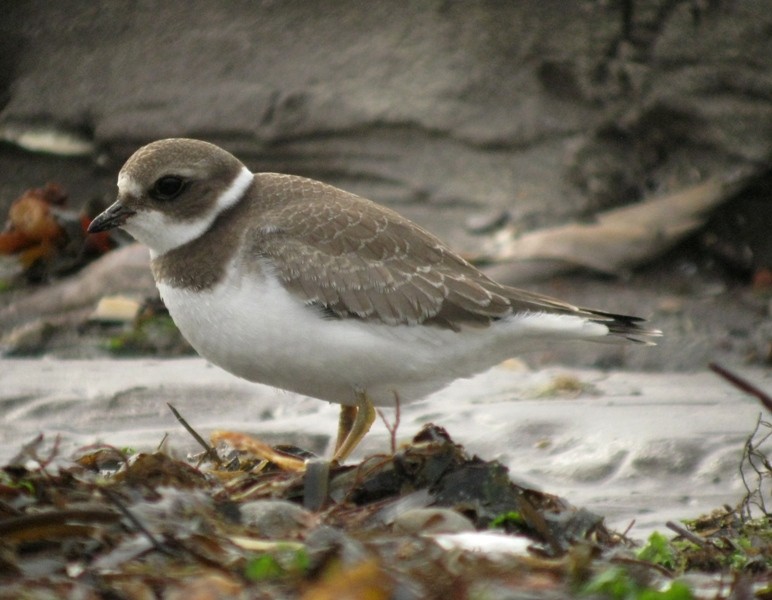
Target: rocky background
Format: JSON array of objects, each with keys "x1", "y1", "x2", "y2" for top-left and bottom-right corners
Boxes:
[{"x1": 1, "y1": 0, "x2": 771, "y2": 369}]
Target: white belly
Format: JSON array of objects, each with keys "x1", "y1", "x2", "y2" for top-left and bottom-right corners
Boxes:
[{"x1": 156, "y1": 265, "x2": 609, "y2": 407}]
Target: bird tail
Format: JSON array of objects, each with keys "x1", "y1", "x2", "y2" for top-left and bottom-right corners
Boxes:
[{"x1": 585, "y1": 309, "x2": 662, "y2": 345}]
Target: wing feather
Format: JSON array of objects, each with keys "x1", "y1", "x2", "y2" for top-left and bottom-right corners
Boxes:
[{"x1": 239, "y1": 174, "x2": 658, "y2": 340}]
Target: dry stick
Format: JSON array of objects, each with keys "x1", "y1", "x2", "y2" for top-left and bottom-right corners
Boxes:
[
  {"x1": 167, "y1": 403, "x2": 221, "y2": 465},
  {"x1": 665, "y1": 520, "x2": 709, "y2": 549},
  {"x1": 101, "y1": 488, "x2": 172, "y2": 555},
  {"x1": 103, "y1": 490, "x2": 233, "y2": 570},
  {"x1": 610, "y1": 556, "x2": 674, "y2": 578},
  {"x1": 102, "y1": 490, "x2": 225, "y2": 570},
  {"x1": 709, "y1": 362, "x2": 772, "y2": 413},
  {"x1": 37, "y1": 434, "x2": 62, "y2": 470},
  {"x1": 8, "y1": 433, "x2": 44, "y2": 465},
  {"x1": 620, "y1": 519, "x2": 636, "y2": 539},
  {"x1": 377, "y1": 392, "x2": 402, "y2": 454},
  {"x1": 10, "y1": 434, "x2": 61, "y2": 477},
  {"x1": 155, "y1": 432, "x2": 169, "y2": 452}
]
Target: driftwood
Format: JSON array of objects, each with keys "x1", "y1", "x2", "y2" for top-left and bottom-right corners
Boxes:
[{"x1": 481, "y1": 169, "x2": 754, "y2": 283}]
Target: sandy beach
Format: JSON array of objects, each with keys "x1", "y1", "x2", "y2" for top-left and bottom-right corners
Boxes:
[{"x1": 2, "y1": 357, "x2": 768, "y2": 540}]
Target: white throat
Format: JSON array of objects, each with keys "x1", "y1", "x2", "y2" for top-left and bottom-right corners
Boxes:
[{"x1": 123, "y1": 166, "x2": 254, "y2": 257}]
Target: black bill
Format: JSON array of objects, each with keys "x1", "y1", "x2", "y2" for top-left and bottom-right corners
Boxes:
[{"x1": 88, "y1": 202, "x2": 136, "y2": 233}]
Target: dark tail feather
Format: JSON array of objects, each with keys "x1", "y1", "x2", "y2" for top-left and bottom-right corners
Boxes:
[{"x1": 586, "y1": 309, "x2": 662, "y2": 345}]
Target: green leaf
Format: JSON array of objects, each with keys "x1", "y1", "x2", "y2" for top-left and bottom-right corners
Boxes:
[
  {"x1": 637, "y1": 531, "x2": 677, "y2": 570},
  {"x1": 287, "y1": 546, "x2": 310, "y2": 574},
  {"x1": 581, "y1": 566, "x2": 635, "y2": 599},
  {"x1": 245, "y1": 554, "x2": 284, "y2": 581},
  {"x1": 639, "y1": 581, "x2": 694, "y2": 600},
  {"x1": 581, "y1": 566, "x2": 694, "y2": 600},
  {"x1": 490, "y1": 511, "x2": 525, "y2": 529}
]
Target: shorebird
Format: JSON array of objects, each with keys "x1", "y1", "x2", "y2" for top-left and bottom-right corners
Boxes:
[{"x1": 89, "y1": 138, "x2": 659, "y2": 464}]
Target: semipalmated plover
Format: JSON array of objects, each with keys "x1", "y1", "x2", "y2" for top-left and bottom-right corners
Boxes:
[{"x1": 89, "y1": 139, "x2": 659, "y2": 463}]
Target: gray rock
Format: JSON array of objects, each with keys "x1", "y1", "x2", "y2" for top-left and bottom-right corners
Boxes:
[
  {"x1": 239, "y1": 499, "x2": 315, "y2": 539},
  {"x1": 1, "y1": 1, "x2": 769, "y2": 253}
]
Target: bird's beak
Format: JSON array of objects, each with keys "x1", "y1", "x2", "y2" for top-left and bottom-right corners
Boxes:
[{"x1": 88, "y1": 201, "x2": 136, "y2": 233}]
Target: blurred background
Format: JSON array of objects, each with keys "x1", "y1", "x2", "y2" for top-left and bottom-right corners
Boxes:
[{"x1": 0, "y1": 0, "x2": 771, "y2": 369}]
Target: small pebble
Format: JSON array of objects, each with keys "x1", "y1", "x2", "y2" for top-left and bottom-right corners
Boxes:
[
  {"x1": 393, "y1": 508, "x2": 475, "y2": 535},
  {"x1": 240, "y1": 499, "x2": 314, "y2": 539},
  {"x1": 90, "y1": 295, "x2": 141, "y2": 323}
]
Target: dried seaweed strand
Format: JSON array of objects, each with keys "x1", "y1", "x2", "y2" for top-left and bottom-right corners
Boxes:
[
  {"x1": 0, "y1": 509, "x2": 121, "y2": 537},
  {"x1": 517, "y1": 491, "x2": 562, "y2": 556},
  {"x1": 739, "y1": 415, "x2": 771, "y2": 519},
  {"x1": 708, "y1": 363, "x2": 772, "y2": 518}
]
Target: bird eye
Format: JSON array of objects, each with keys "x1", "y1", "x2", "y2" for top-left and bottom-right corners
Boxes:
[{"x1": 150, "y1": 176, "x2": 186, "y2": 201}]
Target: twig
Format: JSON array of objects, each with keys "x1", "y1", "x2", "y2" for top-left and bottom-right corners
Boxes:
[
  {"x1": 37, "y1": 434, "x2": 62, "y2": 470},
  {"x1": 377, "y1": 392, "x2": 402, "y2": 454},
  {"x1": 610, "y1": 556, "x2": 674, "y2": 578},
  {"x1": 167, "y1": 403, "x2": 221, "y2": 465},
  {"x1": 8, "y1": 433, "x2": 45, "y2": 466},
  {"x1": 9, "y1": 434, "x2": 60, "y2": 472},
  {"x1": 620, "y1": 519, "x2": 635, "y2": 539},
  {"x1": 156, "y1": 432, "x2": 169, "y2": 453},
  {"x1": 100, "y1": 488, "x2": 172, "y2": 555},
  {"x1": 709, "y1": 362, "x2": 772, "y2": 413},
  {"x1": 666, "y1": 520, "x2": 709, "y2": 548}
]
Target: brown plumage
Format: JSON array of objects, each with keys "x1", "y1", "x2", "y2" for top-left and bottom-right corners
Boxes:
[{"x1": 242, "y1": 174, "x2": 657, "y2": 341}]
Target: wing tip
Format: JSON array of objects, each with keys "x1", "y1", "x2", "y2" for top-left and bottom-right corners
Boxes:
[{"x1": 586, "y1": 309, "x2": 663, "y2": 345}]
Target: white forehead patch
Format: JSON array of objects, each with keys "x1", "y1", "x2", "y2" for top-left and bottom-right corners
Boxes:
[
  {"x1": 122, "y1": 166, "x2": 254, "y2": 257},
  {"x1": 117, "y1": 172, "x2": 142, "y2": 197}
]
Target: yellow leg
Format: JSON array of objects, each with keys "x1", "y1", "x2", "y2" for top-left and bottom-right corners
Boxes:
[
  {"x1": 335, "y1": 404, "x2": 357, "y2": 455},
  {"x1": 332, "y1": 391, "x2": 377, "y2": 463}
]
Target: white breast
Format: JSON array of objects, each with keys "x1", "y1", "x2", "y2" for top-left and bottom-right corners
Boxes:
[{"x1": 156, "y1": 261, "x2": 610, "y2": 407}]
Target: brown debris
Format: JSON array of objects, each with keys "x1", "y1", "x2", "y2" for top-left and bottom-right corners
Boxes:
[
  {"x1": 0, "y1": 424, "x2": 768, "y2": 598},
  {"x1": 302, "y1": 558, "x2": 392, "y2": 600},
  {"x1": 0, "y1": 182, "x2": 115, "y2": 283},
  {"x1": 0, "y1": 184, "x2": 68, "y2": 266}
]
